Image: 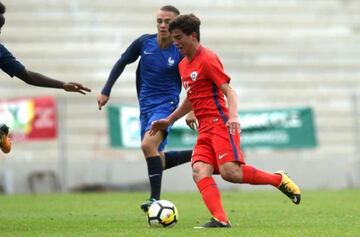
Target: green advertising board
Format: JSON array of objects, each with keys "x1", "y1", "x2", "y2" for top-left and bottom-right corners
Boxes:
[{"x1": 107, "y1": 105, "x2": 317, "y2": 149}]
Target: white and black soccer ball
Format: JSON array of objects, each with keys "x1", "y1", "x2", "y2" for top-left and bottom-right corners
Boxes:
[{"x1": 147, "y1": 200, "x2": 178, "y2": 227}]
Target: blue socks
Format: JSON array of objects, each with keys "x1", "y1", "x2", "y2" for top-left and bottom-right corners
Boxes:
[
  {"x1": 146, "y1": 156, "x2": 163, "y2": 200},
  {"x1": 146, "y1": 150, "x2": 192, "y2": 200},
  {"x1": 164, "y1": 150, "x2": 192, "y2": 170}
]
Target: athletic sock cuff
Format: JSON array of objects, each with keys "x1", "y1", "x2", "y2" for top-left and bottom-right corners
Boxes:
[{"x1": 196, "y1": 176, "x2": 216, "y2": 192}]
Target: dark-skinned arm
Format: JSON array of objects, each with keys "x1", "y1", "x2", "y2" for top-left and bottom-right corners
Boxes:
[{"x1": 15, "y1": 69, "x2": 91, "y2": 94}]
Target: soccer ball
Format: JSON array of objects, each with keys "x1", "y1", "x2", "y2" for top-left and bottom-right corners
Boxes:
[{"x1": 147, "y1": 200, "x2": 178, "y2": 227}]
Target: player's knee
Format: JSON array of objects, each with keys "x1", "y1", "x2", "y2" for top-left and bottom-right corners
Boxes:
[
  {"x1": 220, "y1": 171, "x2": 232, "y2": 182},
  {"x1": 141, "y1": 142, "x2": 156, "y2": 156},
  {"x1": 192, "y1": 166, "x2": 202, "y2": 182},
  {"x1": 220, "y1": 167, "x2": 241, "y2": 183},
  {"x1": 192, "y1": 162, "x2": 213, "y2": 182}
]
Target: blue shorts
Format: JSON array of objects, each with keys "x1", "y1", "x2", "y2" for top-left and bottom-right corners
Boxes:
[{"x1": 139, "y1": 101, "x2": 177, "y2": 152}]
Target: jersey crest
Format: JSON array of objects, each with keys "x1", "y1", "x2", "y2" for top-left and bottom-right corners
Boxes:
[{"x1": 190, "y1": 71, "x2": 198, "y2": 81}]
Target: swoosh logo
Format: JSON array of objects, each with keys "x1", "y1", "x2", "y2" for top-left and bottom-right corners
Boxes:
[
  {"x1": 149, "y1": 174, "x2": 160, "y2": 178},
  {"x1": 144, "y1": 50, "x2": 153, "y2": 55},
  {"x1": 218, "y1": 153, "x2": 228, "y2": 160}
]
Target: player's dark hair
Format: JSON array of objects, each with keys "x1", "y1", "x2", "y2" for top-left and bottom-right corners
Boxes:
[
  {"x1": 169, "y1": 14, "x2": 201, "y2": 41},
  {"x1": 0, "y1": 2, "x2": 5, "y2": 29},
  {"x1": 160, "y1": 5, "x2": 180, "y2": 16},
  {"x1": 0, "y1": 15, "x2": 4, "y2": 29},
  {"x1": 0, "y1": 2, "x2": 6, "y2": 14}
]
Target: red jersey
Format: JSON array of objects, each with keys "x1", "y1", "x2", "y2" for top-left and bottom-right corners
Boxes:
[{"x1": 179, "y1": 45, "x2": 231, "y2": 131}]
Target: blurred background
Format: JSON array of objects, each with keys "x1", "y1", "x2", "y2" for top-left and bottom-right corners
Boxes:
[{"x1": 0, "y1": 0, "x2": 359, "y2": 194}]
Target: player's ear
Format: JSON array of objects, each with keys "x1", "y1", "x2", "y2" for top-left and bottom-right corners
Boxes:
[{"x1": 191, "y1": 32, "x2": 198, "y2": 41}]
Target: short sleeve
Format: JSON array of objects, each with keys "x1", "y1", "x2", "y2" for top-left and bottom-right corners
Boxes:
[
  {"x1": 0, "y1": 44, "x2": 25, "y2": 77},
  {"x1": 204, "y1": 55, "x2": 230, "y2": 88}
]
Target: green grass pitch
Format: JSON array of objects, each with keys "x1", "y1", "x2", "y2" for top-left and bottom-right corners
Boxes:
[{"x1": 0, "y1": 189, "x2": 359, "y2": 237}]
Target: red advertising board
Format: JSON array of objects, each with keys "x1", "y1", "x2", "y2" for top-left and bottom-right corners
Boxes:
[{"x1": 0, "y1": 96, "x2": 57, "y2": 141}]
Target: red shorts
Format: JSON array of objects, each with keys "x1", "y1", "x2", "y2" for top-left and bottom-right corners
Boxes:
[{"x1": 191, "y1": 121, "x2": 245, "y2": 174}]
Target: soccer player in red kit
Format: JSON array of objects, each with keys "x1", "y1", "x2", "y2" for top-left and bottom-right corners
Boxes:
[{"x1": 150, "y1": 14, "x2": 301, "y2": 228}]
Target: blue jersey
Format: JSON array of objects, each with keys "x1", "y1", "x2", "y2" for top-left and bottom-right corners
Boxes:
[
  {"x1": 102, "y1": 34, "x2": 182, "y2": 112},
  {"x1": 0, "y1": 43, "x2": 25, "y2": 77}
]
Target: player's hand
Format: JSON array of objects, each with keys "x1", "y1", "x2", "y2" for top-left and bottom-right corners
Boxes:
[
  {"x1": 63, "y1": 82, "x2": 91, "y2": 95},
  {"x1": 97, "y1": 94, "x2": 109, "y2": 110},
  {"x1": 0, "y1": 123, "x2": 9, "y2": 135},
  {"x1": 185, "y1": 110, "x2": 198, "y2": 130},
  {"x1": 150, "y1": 119, "x2": 171, "y2": 136},
  {"x1": 226, "y1": 117, "x2": 241, "y2": 135},
  {"x1": 0, "y1": 124, "x2": 12, "y2": 154}
]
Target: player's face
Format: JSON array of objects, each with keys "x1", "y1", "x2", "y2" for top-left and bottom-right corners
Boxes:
[
  {"x1": 156, "y1": 10, "x2": 177, "y2": 39},
  {"x1": 171, "y1": 29, "x2": 196, "y2": 56}
]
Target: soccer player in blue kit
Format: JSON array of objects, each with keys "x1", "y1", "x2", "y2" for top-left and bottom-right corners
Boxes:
[
  {"x1": 97, "y1": 5, "x2": 195, "y2": 212},
  {"x1": 0, "y1": 2, "x2": 91, "y2": 154}
]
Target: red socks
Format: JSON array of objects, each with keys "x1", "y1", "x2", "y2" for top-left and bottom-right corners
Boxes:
[
  {"x1": 195, "y1": 167, "x2": 281, "y2": 222},
  {"x1": 241, "y1": 165, "x2": 282, "y2": 187},
  {"x1": 196, "y1": 177, "x2": 228, "y2": 223}
]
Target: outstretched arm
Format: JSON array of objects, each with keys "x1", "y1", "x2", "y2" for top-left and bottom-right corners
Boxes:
[
  {"x1": 15, "y1": 69, "x2": 91, "y2": 94},
  {"x1": 168, "y1": 97, "x2": 193, "y2": 124},
  {"x1": 98, "y1": 35, "x2": 145, "y2": 110},
  {"x1": 150, "y1": 97, "x2": 192, "y2": 136}
]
